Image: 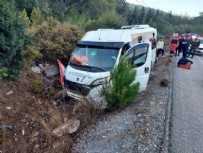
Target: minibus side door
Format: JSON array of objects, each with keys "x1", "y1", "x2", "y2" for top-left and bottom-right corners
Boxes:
[{"x1": 125, "y1": 43, "x2": 151, "y2": 92}]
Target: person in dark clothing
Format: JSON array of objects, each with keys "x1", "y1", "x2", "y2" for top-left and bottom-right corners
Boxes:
[
  {"x1": 150, "y1": 35, "x2": 157, "y2": 50},
  {"x1": 175, "y1": 34, "x2": 183, "y2": 56},
  {"x1": 187, "y1": 37, "x2": 200, "y2": 58},
  {"x1": 182, "y1": 35, "x2": 188, "y2": 58},
  {"x1": 186, "y1": 34, "x2": 192, "y2": 56}
]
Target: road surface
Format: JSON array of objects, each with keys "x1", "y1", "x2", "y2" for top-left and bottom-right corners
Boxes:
[{"x1": 170, "y1": 55, "x2": 203, "y2": 153}]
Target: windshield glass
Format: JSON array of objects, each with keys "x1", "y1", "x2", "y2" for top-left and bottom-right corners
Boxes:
[{"x1": 70, "y1": 46, "x2": 119, "y2": 72}]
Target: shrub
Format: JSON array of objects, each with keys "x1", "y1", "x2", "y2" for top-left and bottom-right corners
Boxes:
[
  {"x1": 0, "y1": 67, "x2": 19, "y2": 80},
  {"x1": 0, "y1": 67, "x2": 9, "y2": 78},
  {"x1": 31, "y1": 17, "x2": 83, "y2": 63},
  {"x1": 98, "y1": 11, "x2": 127, "y2": 29},
  {"x1": 160, "y1": 78, "x2": 169, "y2": 87},
  {"x1": 85, "y1": 11, "x2": 127, "y2": 31},
  {"x1": 103, "y1": 58, "x2": 139, "y2": 111},
  {"x1": 21, "y1": 45, "x2": 42, "y2": 63},
  {"x1": 31, "y1": 79, "x2": 43, "y2": 94},
  {"x1": 0, "y1": 0, "x2": 30, "y2": 80}
]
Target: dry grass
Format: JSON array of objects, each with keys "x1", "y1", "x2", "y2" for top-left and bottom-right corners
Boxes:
[{"x1": 0, "y1": 68, "x2": 100, "y2": 153}]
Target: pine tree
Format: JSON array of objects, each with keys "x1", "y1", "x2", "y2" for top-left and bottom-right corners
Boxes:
[
  {"x1": 41, "y1": 1, "x2": 52, "y2": 18},
  {"x1": 139, "y1": 7, "x2": 146, "y2": 24},
  {"x1": 146, "y1": 8, "x2": 155, "y2": 23},
  {"x1": 19, "y1": 9, "x2": 31, "y2": 28},
  {"x1": 130, "y1": 6, "x2": 139, "y2": 25},
  {"x1": 103, "y1": 58, "x2": 139, "y2": 111},
  {"x1": 30, "y1": 7, "x2": 43, "y2": 26},
  {"x1": 0, "y1": 0, "x2": 29, "y2": 79}
]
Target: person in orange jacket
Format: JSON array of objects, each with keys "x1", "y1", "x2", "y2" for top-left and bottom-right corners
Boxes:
[{"x1": 169, "y1": 35, "x2": 179, "y2": 56}]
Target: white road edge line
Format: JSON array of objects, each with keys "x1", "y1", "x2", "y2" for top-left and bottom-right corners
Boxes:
[{"x1": 197, "y1": 56, "x2": 203, "y2": 64}]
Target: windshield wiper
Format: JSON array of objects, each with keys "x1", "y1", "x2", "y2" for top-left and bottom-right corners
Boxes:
[
  {"x1": 70, "y1": 63, "x2": 105, "y2": 72},
  {"x1": 89, "y1": 66, "x2": 105, "y2": 72},
  {"x1": 83, "y1": 64, "x2": 106, "y2": 71}
]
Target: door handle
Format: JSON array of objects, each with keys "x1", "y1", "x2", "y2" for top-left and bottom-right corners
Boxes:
[{"x1": 145, "y1": 67, "x2": 149, "y2": 73}]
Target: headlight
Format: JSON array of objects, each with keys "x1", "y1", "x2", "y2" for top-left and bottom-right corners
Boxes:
[{"x1": 91, "y1": 77, "x2": 111, "y2": 86}]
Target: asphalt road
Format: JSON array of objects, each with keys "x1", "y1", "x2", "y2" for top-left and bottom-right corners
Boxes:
[{"x1": 169, "y1": 55, "x2": 203, "y2": 153}]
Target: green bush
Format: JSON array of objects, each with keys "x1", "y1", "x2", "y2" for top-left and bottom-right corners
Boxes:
[
  {"x1": 31, "y1": 79, "x2": 43, "y2": 94},
  {"x1": 0, "y1": 67, "x2": 21, "y2": 80},
  {"x1": 103, "y1": 58, "x2": 139, "y2": 111},
  {"x1": 31, "y1": 17, "x2": 83, "y2": 63},
  {"x1": 0, "y1": 0, "x2": 29, "y2": 80},
  {"x1": 85, "y1": 11, "x2": 127, "y2": 31},
  {"x1": 21, "y1": 45, "x2": 42, "y2": 63},
  {"x1": 0, "y1": 67, "x2": 9, "y2": 78},
  {"x1": 98, "y1": 11, "x2": 127, "y2": 29}
]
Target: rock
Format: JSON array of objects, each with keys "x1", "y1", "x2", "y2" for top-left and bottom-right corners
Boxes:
[
  {"x1": 52, "y1": 100, "x2": 61, "y2": 107},
  {"x1": 14, "y1": 134, "x2": 17, "y2": 141},
  {"x1": 32, "y1": 144, "x2": 40, "y2": 153},
  {"x1": 52, "y1": 123, "x2": 69, "y2": 137},
  {"x1": 5, "y1": 107, "x2": 11, "y2": 110},
  {"x1": 52, "y1": 142, "x2": 61, "y2": 149},
  {"x1": 6, "y1": 90, "x2": 13, "y2": 96},
  {"x1": 52, "y1": 119, "x2": 80, "y2": 137},
  {"x1": 21, "y1": 118, "x2": 28, "y2": 123},
  {"x1": 22, "y1": 129, "x2": 25, "y2": 135},
  {"x1": 134, "y1": 121, "x2": 142, "y2": 127},
  {"x1": 39, "y1": 64, "x2": 45, "y2": 73},
  {"x1": 0, "y1": 124, "x2": 12, "y2": 130},
  {"x1": 45, "y1": 64, "x2": 59, "y2": 78},
  {"x1": 68, "y1": 119, "x2": 80, "y2": 134},
  {"x1": 31, "y1": 66, "x2": 41, "y2": 74},
  {"x1": 137, "y1": 113, "x2": 144, "y2": 119},
  {"x1": 31, "y1": 132, "x2": 39, "y2": 142}
]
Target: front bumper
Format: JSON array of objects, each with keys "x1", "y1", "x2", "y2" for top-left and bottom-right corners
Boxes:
[
  {"x1": 64, "y1": 79, "x2": 91, "y2": 96},
  {"x1": 64, "y1": 79, "x2": 107, "y2": 108},
  {"x1": 66, "y1": 89, "x2": 84, "y2": 100}
]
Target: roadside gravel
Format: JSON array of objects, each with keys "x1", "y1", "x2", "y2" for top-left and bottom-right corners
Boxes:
[{"x1": 71, "y1": 55, "x2": 172, "y2": 153}]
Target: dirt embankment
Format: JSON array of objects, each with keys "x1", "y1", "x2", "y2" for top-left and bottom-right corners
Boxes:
[{"x1": 0, "y1": 67, "x2": 101, "y2": 153}]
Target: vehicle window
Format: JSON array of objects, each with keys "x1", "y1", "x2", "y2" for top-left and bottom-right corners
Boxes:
[
  {"x1": 126, "y1": 45, "x2": 148, "y2": 67},
  {"x1": 200, "y1": 39, "x2": 203, "y2": 44},
  {"x1": 70, "y1": 47, "x2": 119, "y2": 72}
]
